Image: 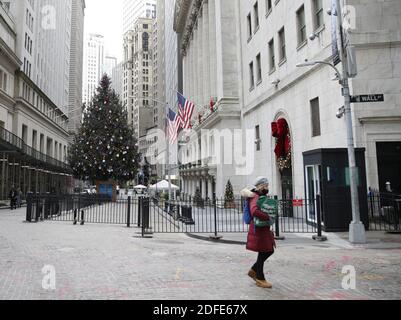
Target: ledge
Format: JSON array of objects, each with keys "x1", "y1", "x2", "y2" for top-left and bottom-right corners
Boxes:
[
  {"x1": 297, "y1": 40, "x2": 308, "y2": 51},
  {"x1": 359, "y1": 116, "x2": 401, "y2": 124}
]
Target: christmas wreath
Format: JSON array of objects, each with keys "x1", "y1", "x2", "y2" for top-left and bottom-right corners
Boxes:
[{"x1": 272, "y1": 119, "x2": 292, "y2": 172}]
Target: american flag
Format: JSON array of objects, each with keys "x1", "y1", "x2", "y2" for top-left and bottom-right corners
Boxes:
[
  {"x1": 177, "y1": 92, "x2": 195, "y2": 129},
  {"x1": 167, "y1": 108, "x2": 181, "y2": 144}
]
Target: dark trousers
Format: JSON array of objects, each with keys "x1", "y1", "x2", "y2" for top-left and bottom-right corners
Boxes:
[
  {"x1": 252, "y1": 251, "x2": 274, "y2": 280},
  {"x1": 10, "y1": 199, "x2": 16, "y2": 210}
]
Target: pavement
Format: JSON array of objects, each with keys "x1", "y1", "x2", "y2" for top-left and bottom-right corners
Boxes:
[{"x1": 1, "y1": 207, "x2": 401, "y2": 300}]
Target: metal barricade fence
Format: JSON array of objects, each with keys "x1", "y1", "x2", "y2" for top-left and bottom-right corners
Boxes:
[
  {"x1": 25, "y1": 193, "x2": 323, "y2": 236},
  {"x1": 368, "y1": 191, "x2": 401, "y2": 232}
]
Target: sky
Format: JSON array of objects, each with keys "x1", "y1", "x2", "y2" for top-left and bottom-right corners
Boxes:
[{"x1": 84, "y1": 0, "x2": 124, "y2": 62}]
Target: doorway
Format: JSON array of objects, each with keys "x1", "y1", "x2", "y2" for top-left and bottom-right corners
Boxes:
[
  {"x1": 377, "y1": 142, "x2": 401, "y2": 194},
  {"x1": 305, "y1": 165, "x2": 322, "y2": 223},
  {"x1": 281, "y1": 168, "x2": 294, "y2": 217}
]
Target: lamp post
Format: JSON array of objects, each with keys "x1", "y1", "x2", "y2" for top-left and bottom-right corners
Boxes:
[{"x1": 296, "y1": 0, "x2": 366, "y2": 244}]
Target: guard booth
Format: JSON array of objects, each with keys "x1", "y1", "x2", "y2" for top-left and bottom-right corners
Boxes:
[{"x1": 303, "y1": 148, "x2": 369, "y2": 232}]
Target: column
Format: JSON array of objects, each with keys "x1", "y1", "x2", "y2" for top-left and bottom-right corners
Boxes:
[
  {"x1": 208, "y1": 179, "x2": 213, "y2": 200},
  {"x1": 193, "y1": 26, "x2": 198, "y2": 105},
  {"x1": 189, "y1": 46, "x2": 193, "y2": 98},
  {"x1": 208, "y1": 0, "x2": 217, "y2": 101},
  {"x1": 202, "y1": 1, "x2": 210, "y2": 106},
  {"x1": 198, "y1": 12, "x2": 204, "y2": 108},
  {"x1": 202, "y1": 178, "x2": 207, "y2": 199},
  {"x1": 198, "y1": 16, "x2": 203, "y2": 108}
]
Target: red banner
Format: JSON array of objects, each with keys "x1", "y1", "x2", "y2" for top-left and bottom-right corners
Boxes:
[{"x1": 293, "y1": 199, "x2": 304, "y2": 207}]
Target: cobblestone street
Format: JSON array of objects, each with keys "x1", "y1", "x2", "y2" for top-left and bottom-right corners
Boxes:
[{"x1": 0, "y1": 208, "x2": 401, "y2": 300}]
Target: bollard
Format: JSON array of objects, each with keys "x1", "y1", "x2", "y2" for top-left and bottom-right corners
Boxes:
[
  {"x1": 35, "y1": 198, "x2": 40, "y2": 222},
  {"x1": 313, "y1": 195, "x2": 327, "y2": 241},
  {"x1": 73, "y1": 209, "x2": 78, "y2": 225},
  {"x1": 80, "y1": 210, "x2": 85, "y2": 225},
  {"x1": 26, "y1": 194, "x2": 32, "y2": 222},
  {"x1": 127, "y1": 196, "x2": 131, "y2": 228},
  {"x1": 138, "y1": 197, "x2": 142, "y2": 228},
  {"x1": 141, "y1": 197, "x2": 152, "y2": 237},
  {"x1": 209, "y1": 193, "x2": 222, "y2": 240}
]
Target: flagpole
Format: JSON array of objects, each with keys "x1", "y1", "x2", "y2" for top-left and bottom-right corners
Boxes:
[{"x1": 165, "y1": 103, "x2": 172, "y2": 204}]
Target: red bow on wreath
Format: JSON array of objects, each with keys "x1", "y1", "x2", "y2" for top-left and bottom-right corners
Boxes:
[{"x1": 272, "y1": 119, "x2": 291, "y2": 158}]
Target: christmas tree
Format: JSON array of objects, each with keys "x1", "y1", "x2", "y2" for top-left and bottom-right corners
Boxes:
[
  {"x1": 224, "y1": 180, "x2": 235, "y2": 208},
  {"x1": 68, "y1": 75, "x2": 139, "y2": 183},
  {"x1": 193, "y1": 187, "x2": 204, "y2": 208}
]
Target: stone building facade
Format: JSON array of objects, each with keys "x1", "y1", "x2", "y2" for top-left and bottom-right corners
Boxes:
[
  {"x1": 175, "y1": 0, "x2": 401, "y2": 201},
  {"x1": 1, "y1": 2, "x2": 72, "y2": 201},
  {"x1": 123, "y1": 17, "x2": 155, "y2": 141}
]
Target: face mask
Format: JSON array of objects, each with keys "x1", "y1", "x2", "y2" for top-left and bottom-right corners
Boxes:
[{"x1": 259, "y1": 189, "x2": 269, "y2": 196}]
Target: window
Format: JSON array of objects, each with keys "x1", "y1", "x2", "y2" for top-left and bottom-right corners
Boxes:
[
  {"x1": 40, "y1": 134, "x2": 44, "y2": 153},
  {"x1": 268, "y1": 38, "x2": 275, "y2": 72},
  {"x1": 311, "y1": 97, "x2": 321, "y2": 137},
  {"x1": 22, "y1": 125, "x2": 28, "y2": 144},
  {"x1": 266, "y1": 0, "x2": 272, "y2": 14},
  {"x1": 256, "y1": 54, "x2": 262, "y2": 83},
  {"x1": 297, "y1": 5, "x2": 307, "y2": 46},
  {"x1": 32, "y1": 130, "x2": 37, "y2": 149},
  {"x1": 253, "y1": 2, "x2": 259, "y2": 30},
  {"x1": 142, "y1": 32, "x2": 149, "y2": 51},
  {"x1": 249, "y1": 62, "x2": 255, "y2": 90},
  {"x1": 312, "y1": 0, "x2": 324, "y2": 30},
  {"x1": 255, "y1": 125, "x2": 261, "y2": 151},
  {"x1": 278, "y1": 27, "x2": 286, "y2": 63},
  {"x1": 247, "y1": 14, "x2": 252, "y2": 40}
]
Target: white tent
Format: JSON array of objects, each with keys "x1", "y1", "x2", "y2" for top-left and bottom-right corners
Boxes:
[
  {"x1": 133, "y1": 185, "x2": 147, "y2": 190},
  {"x1": 149, "y1": 180, "x2": 179, "y2": 191}
]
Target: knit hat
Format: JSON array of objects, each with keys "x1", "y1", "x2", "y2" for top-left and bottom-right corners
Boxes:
[{"x1": 254, "y1": 177, "x2": 269, "y2": 189}]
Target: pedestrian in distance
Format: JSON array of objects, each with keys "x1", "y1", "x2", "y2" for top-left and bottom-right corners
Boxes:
[
  {"x1": 16, "y1": 188, "x2": 22, "y2": 208},
  {"x1": 9, "y1": 186, "x2": 17, "y2": 210},
  {"x1": 241, "y1": 177, "x2": 276, "y2": 289}
]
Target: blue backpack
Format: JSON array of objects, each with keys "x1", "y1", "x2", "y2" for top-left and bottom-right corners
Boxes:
[{"x1": 243, "y1": 200, "x2": 252, "y2": 225}]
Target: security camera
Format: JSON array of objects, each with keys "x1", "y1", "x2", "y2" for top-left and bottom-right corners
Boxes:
[
  {"x1": 309, "y1": 33, "x2": 319, "y2": 41},
  {"x1": 271, "y1": 79, "x2": 280, "y2": 86},
  {"x1": 336, "y1": 107, "x2": 345, "y2": 119},
  {"x1": 327, "y1": 8, "x2": 332, "y2": 16}
]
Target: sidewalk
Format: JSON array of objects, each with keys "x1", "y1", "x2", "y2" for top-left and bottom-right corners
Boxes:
[
  {"x1": 1, "y1": 208, "x2": 401, "y2": 300},
  {"x1": 187, "y1": 231, "x2": 401, "y2": 250}
]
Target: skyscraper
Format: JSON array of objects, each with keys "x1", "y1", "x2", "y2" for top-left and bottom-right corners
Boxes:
[
  {"x1": 104, "y1": 56, "x2": 117, "y2": 78},
  {"x1": 111, "y1": 62, "x2": 123, "y2": 97},
  {"x1": 68, "y1": 0, "x2": 86, "y2": 134},
  {"x1": 9, "y1": 0, "x2": 74, "y2": 114},
  {"x1": 82, "y1": 33, "x2": 105, "y2": 105},
  {"x1": 123, "y1": 17, "x2": 154, "y2": 140},
  {"x1": 123, "y1": 0, "x2": 156, "y2": 34}
]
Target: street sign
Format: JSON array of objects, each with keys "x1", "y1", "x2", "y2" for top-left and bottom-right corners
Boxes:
[{"x1": 350, "y1": 94, "x2": 384, "y2": 103}]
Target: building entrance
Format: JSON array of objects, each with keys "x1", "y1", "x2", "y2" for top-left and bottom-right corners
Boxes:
[{"x1": 377, "y1": 142, "x2": 401, "y2": 194}]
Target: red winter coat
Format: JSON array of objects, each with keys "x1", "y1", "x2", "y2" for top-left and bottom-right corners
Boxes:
[{"x1": 246, "y1": 194, "x2": 276, "y2": 253}]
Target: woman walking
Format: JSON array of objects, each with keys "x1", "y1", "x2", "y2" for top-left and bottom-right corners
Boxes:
[{"x1": 242, "y1": 177, "x2": 276, "y2": 289}]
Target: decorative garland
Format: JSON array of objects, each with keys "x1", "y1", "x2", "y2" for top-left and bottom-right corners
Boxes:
[
  {"x1": 277, "y1": 136, "x2": 292, "y2": 172},
  {"x1": 272, "y1": 120, "x2": 292, "y2": 172}
]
